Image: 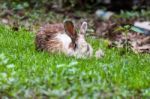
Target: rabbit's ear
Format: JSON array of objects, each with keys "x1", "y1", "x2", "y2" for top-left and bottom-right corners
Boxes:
[
  {"x1": 80, "y1": 22, "x2": 87, "y2": 35},
  {"x1": 64, "y1": 20, "x2": 76, "y2": 37}
]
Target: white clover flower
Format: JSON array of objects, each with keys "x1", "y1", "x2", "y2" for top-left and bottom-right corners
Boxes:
[
  {"x1": 81, "y1": 71, "x2": 86, "y2": 76},
  {"x1": 8, "y1": 77, "x2": 15, "y2": 83},
  {"x1": 68, "y1": 61, "x2": 78, "y2": 66},
  {"x1": 56, "y1": 64, "x2": 66, "y2": 68},
  {"x1": 0, "y1": 72, "x2": 7, "y2": 78},
  {"x1": 3, "y1": 59, "x2": 9, "y2": 64},
  {"x1": 0, "y1": 53, "x2": 9, "y2": 65},
  {"x1": 7, "y1": 64, "x2": 15, "y2": 68},
  {"x1": 0, "y1": 53, "x2": 5, "y2": 59},
  {"x1": 68, "y1": 68, "x2": 77, "y2": 73}
]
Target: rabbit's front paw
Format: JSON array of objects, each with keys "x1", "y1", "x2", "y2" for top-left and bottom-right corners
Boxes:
[{"x1": 95, "y1": 49, "x2": 104, "y2": 59}]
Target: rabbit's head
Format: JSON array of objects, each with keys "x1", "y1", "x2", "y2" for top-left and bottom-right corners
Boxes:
[{"x1": 64, "y1": 20, "x2": 93, "y2": 58}]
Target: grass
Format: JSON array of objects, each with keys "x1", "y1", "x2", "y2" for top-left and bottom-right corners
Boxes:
[{"x1": 0, "y1": 24, "x2": 150, "y2": 98}]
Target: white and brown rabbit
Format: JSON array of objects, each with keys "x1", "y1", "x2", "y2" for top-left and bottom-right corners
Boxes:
[{"x1": 35, "y1": 20, "x2": 93, "y2": 58}]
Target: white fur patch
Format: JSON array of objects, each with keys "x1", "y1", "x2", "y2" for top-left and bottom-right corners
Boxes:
[{"x1": 55, "y1": 33, "x2": 72, "y2": 50}]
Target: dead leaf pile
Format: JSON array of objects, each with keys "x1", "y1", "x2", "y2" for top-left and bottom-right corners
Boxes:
[
  {"x1": 131, "y1": 36, "x2": 150, "y2": 53},
  {"x1": 94, "y1": 19, "x2": 150, "y2": 53}
]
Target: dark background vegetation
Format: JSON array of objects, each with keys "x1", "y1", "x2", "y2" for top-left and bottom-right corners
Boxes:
[{"x1": 2, "y1": 0, "x2": 150, "y2": 11}]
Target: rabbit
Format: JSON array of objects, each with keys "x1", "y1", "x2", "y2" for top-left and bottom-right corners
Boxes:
[{"x1": 35, "y1": 20, "x2": 93, "y2": 58}]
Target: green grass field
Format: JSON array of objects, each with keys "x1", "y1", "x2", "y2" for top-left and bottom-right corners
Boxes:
[{"x1": 0, "y1": 25, "x2": 150, "y2": 98}]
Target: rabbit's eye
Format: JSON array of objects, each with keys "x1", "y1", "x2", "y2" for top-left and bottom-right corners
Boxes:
[
  {"x1": 74, "y1": 43, "x2": 77, "y2": 49},
  {"x1": 69, "y1": 43, "x2": 76, "y2": 50}
]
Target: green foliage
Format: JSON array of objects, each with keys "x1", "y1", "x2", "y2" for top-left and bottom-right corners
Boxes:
[
  {"x1": 114, "y1": 25, "x2": 131, "y2": 53},
  {"x1": 120, "y1": 10, "x2": 140, "y2": 19},
  {"x1": 0, "y1": 25, "x2": 150, "y2": 98},
  {"x1": 0, "y1": 0, "x2": 101, "y2": 10},
  {"x1": 118, "y1": 10, "x2": 150, "y2": 20}
]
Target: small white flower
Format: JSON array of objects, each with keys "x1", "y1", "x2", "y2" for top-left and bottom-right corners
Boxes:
[
  {"x1": 3, "y1": 59, "x2": 9, "y2": 64},
  {"x1": 68, "y1": 61, "x2": 78, "y2": 66},
  {"x1": 8, "y1": 77, "x2": 15, "y2": 83},
  {"x1": 56, "y1": 64, "x2": 66, "y2": 68},
  {"x1": 0, "y1": 53, "x2": 5, "y2": 59},
  {"x1": 68, "y1": 68, "x2": 77, "y2": 73},
  {"x1": 0, "y1": 72, "x2": 7, "y2": 78},
  {"x1": 7, "y1": 64, "x2": 15, "y2": 68},
  {"x1": 81, "y1": 71, "x2": 86, "y2": 76}
]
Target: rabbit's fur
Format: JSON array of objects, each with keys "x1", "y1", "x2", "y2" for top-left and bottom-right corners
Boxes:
[{"x1": 35, "y1": 20, "x2": 93, "y2": 58}]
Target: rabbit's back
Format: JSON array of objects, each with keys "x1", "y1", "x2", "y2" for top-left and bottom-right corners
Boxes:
[{"x1": 35, "y1": 23, "x2": 73, "y2": 53}]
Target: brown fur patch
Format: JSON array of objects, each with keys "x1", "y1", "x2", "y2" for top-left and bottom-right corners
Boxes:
[
  {"x1": 46, "y1": 39, "x2": 63, "y2": 53},
  {"x1": 40, "y1": 23, "x2": 64, "y2": 35},
  {"x1": 35, "y1": 23, "x2": 64, "y2": 52}
]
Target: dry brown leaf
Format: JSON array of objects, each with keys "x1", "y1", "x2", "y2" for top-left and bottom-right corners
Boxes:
[{"x1": 131, "y1": 36, "x2": 150, "y2": 53}]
